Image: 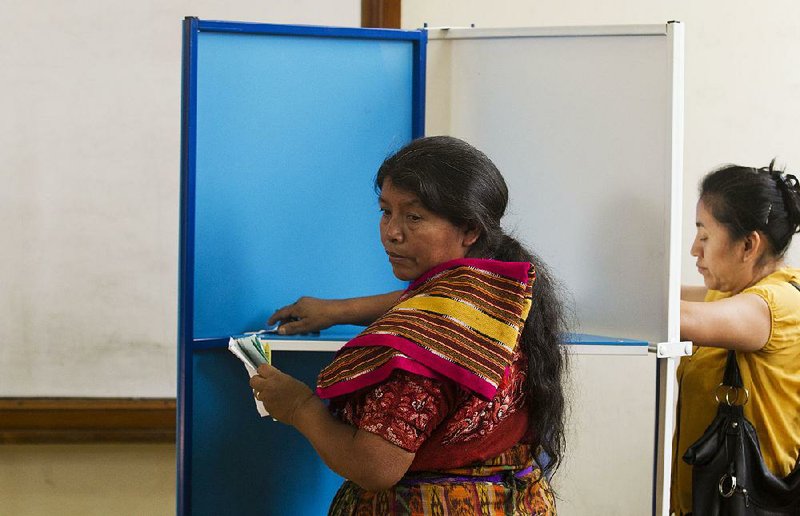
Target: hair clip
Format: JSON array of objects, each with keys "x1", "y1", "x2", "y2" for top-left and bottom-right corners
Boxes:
[{"x1": 765, "y1": 203, "x2": 772, "y2": 225}]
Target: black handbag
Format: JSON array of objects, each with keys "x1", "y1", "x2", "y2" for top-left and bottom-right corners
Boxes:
[{"x1": 682, "y1": 346, "x2": 800, "y2": 515}]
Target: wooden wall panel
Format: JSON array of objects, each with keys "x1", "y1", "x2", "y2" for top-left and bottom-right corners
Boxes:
[
  {"x1": 0, "y1": 398, "x2": 175, "y2": 444},
  {"x1": 362, "y1": 0, "x2": 401, "y2": 28}
]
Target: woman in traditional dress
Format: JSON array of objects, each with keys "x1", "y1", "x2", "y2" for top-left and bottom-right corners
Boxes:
[{"x1": 250, "y1": 135, "x2": 570, "y2": 515}]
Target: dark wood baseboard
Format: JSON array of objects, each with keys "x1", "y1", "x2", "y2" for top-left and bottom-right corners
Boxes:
[
  {"x1": 0, "y1": 398, "x2": 176, "y2": 444},
  {"x1": 362, "y1": 0, "x2": 401, "y2": 29}
]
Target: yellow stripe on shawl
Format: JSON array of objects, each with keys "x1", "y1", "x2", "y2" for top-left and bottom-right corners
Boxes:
[
  {"x1": 521, "y1": 298, "x2": 532, "y2": 321},
  {"x1": 394, "y1": 295, "x2": 520, "y2": 349}
]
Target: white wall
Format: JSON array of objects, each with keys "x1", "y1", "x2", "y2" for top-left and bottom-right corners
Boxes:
[
  {"x1": 0, "y1": 2, "x2": 358, "y2": 514},
  {"x1": 0, "y1": 1, "x2": 358, "y2": 397},
  {"x1": 403, "y1": 0, "x2": 800, "y2": 282}
]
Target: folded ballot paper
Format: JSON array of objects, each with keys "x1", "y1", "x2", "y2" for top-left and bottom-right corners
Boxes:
[{"x1": 228, "y1": 334, "x2": 272, "y2": 418}]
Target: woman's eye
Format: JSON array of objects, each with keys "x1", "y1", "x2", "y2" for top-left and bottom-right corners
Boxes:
[{"x1": 407, "y1": 214, "x2": 421, "y2": 222}]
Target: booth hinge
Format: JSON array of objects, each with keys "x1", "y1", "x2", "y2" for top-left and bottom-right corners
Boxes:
[
  {"x1": 648, "y1": 341, "x2": 693, "y2": 358},
  {"x1": 422, "y1": 23, "x2": 476, "y2": 30}
]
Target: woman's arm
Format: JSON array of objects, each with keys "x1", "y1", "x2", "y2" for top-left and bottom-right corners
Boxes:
[
  {"x1": 268, "y1": 291, "x2": 404, "y2": 335},
  {"x1": 680, "y1": 293, "x2": 771, "y2": 351},
  {"x1": 250, "y1": 364, "x2": 413, "y2": 491},
  {"x1": 681, "y1": 285, "x2": 708, "y2": 302},
  {"x1": 292, "y1": 393, "x2": 414, "y2": 491}
]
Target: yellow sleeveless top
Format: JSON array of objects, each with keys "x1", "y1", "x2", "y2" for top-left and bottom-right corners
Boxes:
[{"x1": 671, "y1": 267, "x2": 800, "y2": 515}]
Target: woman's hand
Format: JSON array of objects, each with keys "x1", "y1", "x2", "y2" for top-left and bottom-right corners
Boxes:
[
  {"x1": 267, "y1": 291, "x2": 404, "y2": 335},
  {"x1": 249, "y1": 364, "x2": 315, "y2": 425},
  {"x1": 248, "y1": 364, "x2": 415, "y2": 491},
  {"x1": 267, "y1": 297, "x2": 341, "y2": 335}
]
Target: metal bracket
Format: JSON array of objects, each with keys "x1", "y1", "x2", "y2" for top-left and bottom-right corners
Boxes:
[
  {"x1": 422, "y1": 23, "x2": 476, "y2": 30},
  {"x1": 648, "y1": 341, "x2": 693, "y2": 358}
]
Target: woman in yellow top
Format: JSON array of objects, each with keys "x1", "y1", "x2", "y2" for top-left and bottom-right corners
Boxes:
[{"x1": 671, "y1": 161, "x2": 800, "y2": 515}]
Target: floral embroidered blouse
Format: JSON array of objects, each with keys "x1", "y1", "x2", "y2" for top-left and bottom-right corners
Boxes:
[{"x1": 329, "y1": 347, "x2": 531, "y2": 471}]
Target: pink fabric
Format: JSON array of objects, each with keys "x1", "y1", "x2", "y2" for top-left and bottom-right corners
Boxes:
[
  {"x1": 316, "y1": 258, "x2": 533, "y2": 402},
  {"x1": 405, "y1": 258, "x2": 530, "y2": 292},
  {"x1": 333, "y1": 333, "x2": 500, "y2": 400},
  {"x1": 331, "y1": 349, "x2": 531, "y2": 467},
  {"x1": 316, "y1": 354, "x2": 442, "y2": 399}
]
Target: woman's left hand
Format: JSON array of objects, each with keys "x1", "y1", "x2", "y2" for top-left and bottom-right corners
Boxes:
[{"x1": 249, "y1": 364, "x2": 315, "y2": 425}]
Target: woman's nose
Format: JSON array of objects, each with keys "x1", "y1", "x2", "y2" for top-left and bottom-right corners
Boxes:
[
  {"x1": 382, "y1": 217, "x2": 403, "y2": 242},
  {"x1": 690, "y1": 237, "x2": 701, "y2": 257}
]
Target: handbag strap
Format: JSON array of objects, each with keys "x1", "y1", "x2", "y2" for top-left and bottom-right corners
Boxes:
[{"x1": 722, "y1": 350, "x2": 744, "y2": 388}]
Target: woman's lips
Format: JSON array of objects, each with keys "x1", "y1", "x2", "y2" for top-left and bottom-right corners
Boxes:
[{"x1": 387, "y1": 252, "x2": 409, "y2": 264}]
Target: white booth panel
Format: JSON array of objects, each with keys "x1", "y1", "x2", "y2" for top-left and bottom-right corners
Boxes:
[
  {"x1": 426, "y1": 26, "x2": 679, "y2": 345},
  {"x1": 426, "y1": 25, "x2": 683, "y2": 516}
]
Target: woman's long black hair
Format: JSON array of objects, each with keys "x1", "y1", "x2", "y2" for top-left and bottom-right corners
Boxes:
[{"x1": 375, "y1": 135, "x2": 571, "y2": 477}]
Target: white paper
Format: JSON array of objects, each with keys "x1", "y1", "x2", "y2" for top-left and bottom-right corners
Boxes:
[{"x1": 228, "y1": 336, "x2": 270, "y2": 418}]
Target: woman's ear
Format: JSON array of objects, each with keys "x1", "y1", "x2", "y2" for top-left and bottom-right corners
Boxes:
[
  {"x1": 741, "y1": 230, "x2": 765, "y2": 263},
  {"x1": 462, "y1": 224, "x2": 481, "y2": 248}
]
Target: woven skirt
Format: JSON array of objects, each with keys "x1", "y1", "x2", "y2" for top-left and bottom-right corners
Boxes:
[{"x1": 328, "y1": 466, "x2": 556, "y2": 516}]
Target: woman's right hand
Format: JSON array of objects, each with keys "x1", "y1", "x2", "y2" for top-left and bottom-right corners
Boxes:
[
  {"x1": 267, "y1": 297, "x2": 342, "y2": 335},
  {"x1": 268, "y1": 290, "x2": 404, "y2": 335}
]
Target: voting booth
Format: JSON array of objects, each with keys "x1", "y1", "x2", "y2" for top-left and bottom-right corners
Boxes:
[{"x1": 179, "y1": 18, "x2": 684, "y2": 515}]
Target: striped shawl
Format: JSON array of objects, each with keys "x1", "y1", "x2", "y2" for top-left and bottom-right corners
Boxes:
[{"x1": 316, "y1": 258, "x2": 534, "y2": 400}]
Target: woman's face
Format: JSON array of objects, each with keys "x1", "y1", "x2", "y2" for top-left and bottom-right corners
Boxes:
[
  {"x1": 379, "y1": 178, "x2": 478, "y2": 281},
  {"x1": 690, "y1": 198, "x2": 750, "y2": 292}
]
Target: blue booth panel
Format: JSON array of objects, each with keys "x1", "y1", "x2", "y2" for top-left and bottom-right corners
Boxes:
[
  {"x1": 191, "y1": 349, "x2": 341, "y2": 515},
  {"x1": 180, "y1": 19, "x2": 426, "y2": 515},
  {"x1": 193, "y1": 28, "x2": 416, "y2": 339}
]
